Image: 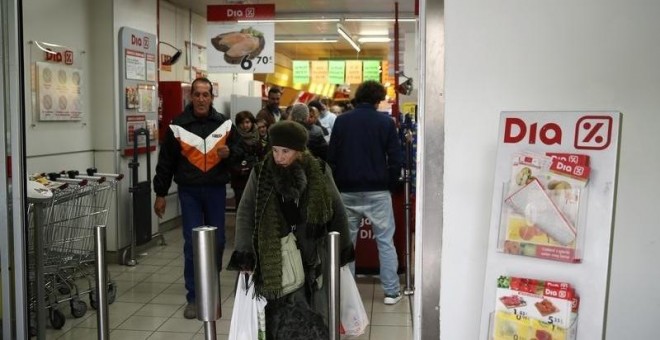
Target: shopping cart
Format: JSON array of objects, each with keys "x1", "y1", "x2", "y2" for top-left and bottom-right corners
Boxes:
[{"x1": 26, "y1": 170, "x2": 123, "y2": 335}]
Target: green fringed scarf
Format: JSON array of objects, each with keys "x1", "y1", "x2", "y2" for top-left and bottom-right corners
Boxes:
[{"x1": 252, "y1": 151, "x2": 333, "y2": 299}]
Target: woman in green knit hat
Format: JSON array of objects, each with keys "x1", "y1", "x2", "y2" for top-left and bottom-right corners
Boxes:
[{"x1": 227, "y1": 120, "x2": 355, "y2": 339}]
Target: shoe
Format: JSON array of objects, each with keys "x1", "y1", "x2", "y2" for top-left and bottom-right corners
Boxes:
[
  {"x1": 183, "y1": 302, "x2": 197, "y2": 319},
  {"x1": 384, "y1": 292, "x2": 403, "y2": 305}
]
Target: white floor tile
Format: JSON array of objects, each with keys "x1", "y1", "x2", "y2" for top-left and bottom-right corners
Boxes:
[
  {"x1": 110, "y1": 329, "x2": 152, "y2": 340},
  {"x1": 156, "y1": 317, "x2": 203, "y2": 333},
  {"x1": 134, "y1": 303, "x2": 182, "y2": 318},
  {"x1": 116, "y1": 315, "x2": 168, "y2": 331}
]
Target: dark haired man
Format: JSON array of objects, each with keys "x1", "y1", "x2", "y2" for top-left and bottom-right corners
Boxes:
[
  {"x1": 153, "y1": 77, "x2": 243, "y2": 318},
  {"x1": 327, "y1": 80, "x2": 404, "y2": 305},
  {"x1": 256, "y1": 86, "x2": 286, "y2": 127}
]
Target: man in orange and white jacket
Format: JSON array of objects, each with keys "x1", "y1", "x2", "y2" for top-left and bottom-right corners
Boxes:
[{"x1": 153, "y1": 77, "x2": 243, "y2": 319}]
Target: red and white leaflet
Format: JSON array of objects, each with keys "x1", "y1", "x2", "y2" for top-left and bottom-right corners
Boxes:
[{"x1": 505, "y1": 179, "x2": 577, "y2": 245}]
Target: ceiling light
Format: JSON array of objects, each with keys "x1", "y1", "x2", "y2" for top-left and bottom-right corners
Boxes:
[
  {"x1": 238, "y1": 18, "x2": 340, "y2": 23},
  {"x1": 358, "y1": 36, "x2": 391, "y2": 43},
  {"x1": 337, "y1": 23, "x2": 361, "y2": 53},
  {"x1": 275, "y1": 39, "x2": 338, "y2": 44},
  {"x1": 344, "y1": 17, "x2": 417, "y2": 22},
  {"x1": 275, "y1": 35, "x2": 338, "y2": 44}
]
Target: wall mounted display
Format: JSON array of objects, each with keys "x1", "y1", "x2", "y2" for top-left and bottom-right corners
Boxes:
[
  {"x1": 118, "y1": 27, "x2": 158, "y2": 154},
  {"x1": 30, "y1": 41, "x2": 84, "y2": 121},
  {"x1": 479, "y1": 111, "x2": 621, "y2": 340}
]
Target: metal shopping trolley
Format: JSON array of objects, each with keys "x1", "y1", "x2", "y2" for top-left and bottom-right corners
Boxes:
[{"x1": 26, "y1": 170, "x2": 123, "y2": 336}]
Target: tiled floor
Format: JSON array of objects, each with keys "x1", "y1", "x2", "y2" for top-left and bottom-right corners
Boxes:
[{"x1": 44, "y1": 214, "x2": 413, "y2": 339}]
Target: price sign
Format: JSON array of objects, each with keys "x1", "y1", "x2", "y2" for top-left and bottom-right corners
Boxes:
[
  {"x1": 293, "y1": 60, "x2": 310, "y2": 84},
  {"x1": 207, "y1": 22, "x2": 275, "y2": 73}
]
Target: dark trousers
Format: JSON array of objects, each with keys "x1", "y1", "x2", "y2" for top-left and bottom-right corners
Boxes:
[{"x1": 178, "y1": 185, "x2": 226, "y2": 303}]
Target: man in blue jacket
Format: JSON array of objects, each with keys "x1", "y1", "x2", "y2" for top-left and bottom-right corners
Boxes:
[
  {"x1": 328, "y1": 80, "x2": 404, "y2": 305},
  {"x1": 153, "y1": 77, "x2": 242, "y2": 318}
]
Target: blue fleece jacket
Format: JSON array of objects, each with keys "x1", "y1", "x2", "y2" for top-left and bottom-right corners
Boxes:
[{"x1": 328, "y1": 103, "x2": 403, "y2": 192}]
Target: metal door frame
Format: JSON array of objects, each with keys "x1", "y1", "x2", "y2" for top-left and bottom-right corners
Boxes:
[
  {"x1": 414, "y1": 0, "x2": 444, "y2": 339},
  {"x1": 1, "y1": 0, "x2": 28, "y2": 338}
]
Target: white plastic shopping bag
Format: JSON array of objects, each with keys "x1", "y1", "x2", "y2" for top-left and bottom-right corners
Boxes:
[
  {"x1": 228, "y1": 272, "x2": 267, "y2": 340},
  {"x1": 339, "y1": 266, "x2": 369, "y2": 337}
]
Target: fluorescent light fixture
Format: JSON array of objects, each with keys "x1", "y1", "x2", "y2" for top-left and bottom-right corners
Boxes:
[
  {"x1": 358, "y1": 36, "x2": 391, "y2": 43},
  {"x1": 344, "y1": 17, "x2": 417, "y2": 22},
  {"x1": 238, "y1": 18, "x2": 340, "y2": 23},
  {"x1": 275, "y1": 35, "x2": 338, "y2": 44},
  {"x1": 337, "y1": 23, "x2": 361, "y2": 52},
  {"x1": 275, "y1": 39, "x2": 338, "y2": 43}
]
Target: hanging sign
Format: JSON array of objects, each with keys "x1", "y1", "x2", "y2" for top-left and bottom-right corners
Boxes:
[
  {"x1": 328, "y1": 60, "x2": 345, "y2": 84},
  {"x1": 207, "y1": 4, "x2": 275, "y2": 21},
  {"x1": 362, "y1": 60, "x2": 381, "y2": 82},
  {"x1": 207, "y1": 22, "x2": 274, "y2": 73},
  {"x1": 310, "y1": 61, "x2": 328, "y2": 84},
  {"x1": 292, "y1": 60, "x2": 310, "y2": 84},
  {"x1": 345, "y1": 60, "x2": 363, "y2": 84}
]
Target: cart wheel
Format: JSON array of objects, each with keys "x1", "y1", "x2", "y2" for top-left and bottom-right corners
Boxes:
[
  {"x1": 70, "y1": 298, "x2": 87, "y2": 318},
  {"x1": 89, "y1": 291, "x2": 97, "y2": 310},
  {"x1": 108, "y1": 281, "x2": 117, "y2": 304},
  {"x1": 49, "y1": 309, "x2": 66, "y2": 329},
  {"x1": 58, "y1": 285, "x2": 71, "y2": 295}
]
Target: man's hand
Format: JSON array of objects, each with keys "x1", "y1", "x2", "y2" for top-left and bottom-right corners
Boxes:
[
  {"x1": 217, "y1": 145, "x2": 230, "y2": 159},
  {"x1": 154, "y1": 196, "x2": 166, "y2": 218}
]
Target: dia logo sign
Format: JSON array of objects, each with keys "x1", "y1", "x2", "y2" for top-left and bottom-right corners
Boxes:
[{"x1": 574, "y1": 116, "x2": 613, "y2": 150}]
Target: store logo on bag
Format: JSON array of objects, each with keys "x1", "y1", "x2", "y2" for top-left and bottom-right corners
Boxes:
[{"x1": 574, "y1": 116, "x2": 612, "y2": 150}]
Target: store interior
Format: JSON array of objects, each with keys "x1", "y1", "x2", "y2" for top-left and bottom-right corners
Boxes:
[{"x1": 4, "y1": 0, "x2": 421, "y2": 339}]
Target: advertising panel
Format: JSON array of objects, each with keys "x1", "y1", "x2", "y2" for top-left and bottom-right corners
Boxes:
[{"x1": 480, "y1": 111, "x2": 621, "y2": 340}]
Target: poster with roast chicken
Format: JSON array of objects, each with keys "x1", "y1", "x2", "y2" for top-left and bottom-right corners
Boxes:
[{"x1": 207, "y1": 22, "x2": 274, "y2": 74}]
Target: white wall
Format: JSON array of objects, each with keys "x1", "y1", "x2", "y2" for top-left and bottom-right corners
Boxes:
[
  {"x1": 443, "y1": 1, "x2": 660, "y2": 339},
  {"x1": 22, "y1": 0, "x2": 94, "y2": 173}
]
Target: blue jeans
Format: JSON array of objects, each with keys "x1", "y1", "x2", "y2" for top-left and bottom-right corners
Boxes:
[
  {"x1": 178, "y1": 185, "x2": 226, "y2": 303},
  {"x1": 341, "y1": 191, "x2": 400, "y2": 296}
]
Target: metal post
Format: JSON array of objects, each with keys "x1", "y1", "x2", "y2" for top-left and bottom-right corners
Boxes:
[
  {"x1": 95, "y1": 226, "x2": 109, "y2": 340},
  {"x1": 327, "y1": 232, "x2": 341, "y2": 340},
  {"x1": 193, "y1": 226, "x2": 220, "y2": 340},
  {"x1": 34, "y1": 204, "x2": 47, "y2": 339},
  {"x1": 404, "y1": 131, "x2": 414, "y2": 296}
]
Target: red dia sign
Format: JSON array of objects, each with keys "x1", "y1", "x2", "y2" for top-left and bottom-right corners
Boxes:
[{"x1": 207, "y1": 4, "x2": 275, "y2": 21}]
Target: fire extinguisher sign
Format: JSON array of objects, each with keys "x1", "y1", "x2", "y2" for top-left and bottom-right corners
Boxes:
[{"x1": 480, "y1": 111, "x2": 622, "y2": 340}]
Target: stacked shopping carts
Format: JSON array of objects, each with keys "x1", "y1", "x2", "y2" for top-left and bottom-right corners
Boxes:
[{"x1": 26, "y1": 169, "x2": 123, "y2": 335}]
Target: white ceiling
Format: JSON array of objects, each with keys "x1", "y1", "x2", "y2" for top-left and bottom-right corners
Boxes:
[{"x1": 164, "y1": 0, "x2": 417, "y2": 60}]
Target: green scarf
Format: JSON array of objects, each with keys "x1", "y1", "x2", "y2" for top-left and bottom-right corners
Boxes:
[{"x1": 253, "y1": 151, "x2": 333, "y2": 299}]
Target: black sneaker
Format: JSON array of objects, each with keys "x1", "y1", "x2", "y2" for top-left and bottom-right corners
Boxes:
[
  {"x1": 183, "y1": 302, "x2": 197, "y2": 319},
  {"x1": 384, "y1": 292, "x2": 403, "y2": 305}
]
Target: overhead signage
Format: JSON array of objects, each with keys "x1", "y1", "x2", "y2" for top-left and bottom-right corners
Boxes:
[
  {"x1": 207, "y1": 4, "x2": 276, "y2": 21},
  {"x1": 362, "y1": 60, "x2": 381, "y2": 82},
  {"x1": 345, "y1": 60, "x2": 363, "y2": 84},
  {"x1": 311, "y1": 61, "x2": 328, "y2": 84},
  {"x1": 207, "y1": 22, "x2": 275, "y2": 73},
  {"x1": 328, "y1": 60, "x2": 345, "y2": 84},
  {"x1": 292, "y1": 60, "x2": 310, "y2": 84}
]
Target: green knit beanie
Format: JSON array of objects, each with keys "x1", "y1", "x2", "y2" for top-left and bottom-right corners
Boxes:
[{"x1": 269, "y1": 120, "x2": 308, "y2": 151}]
